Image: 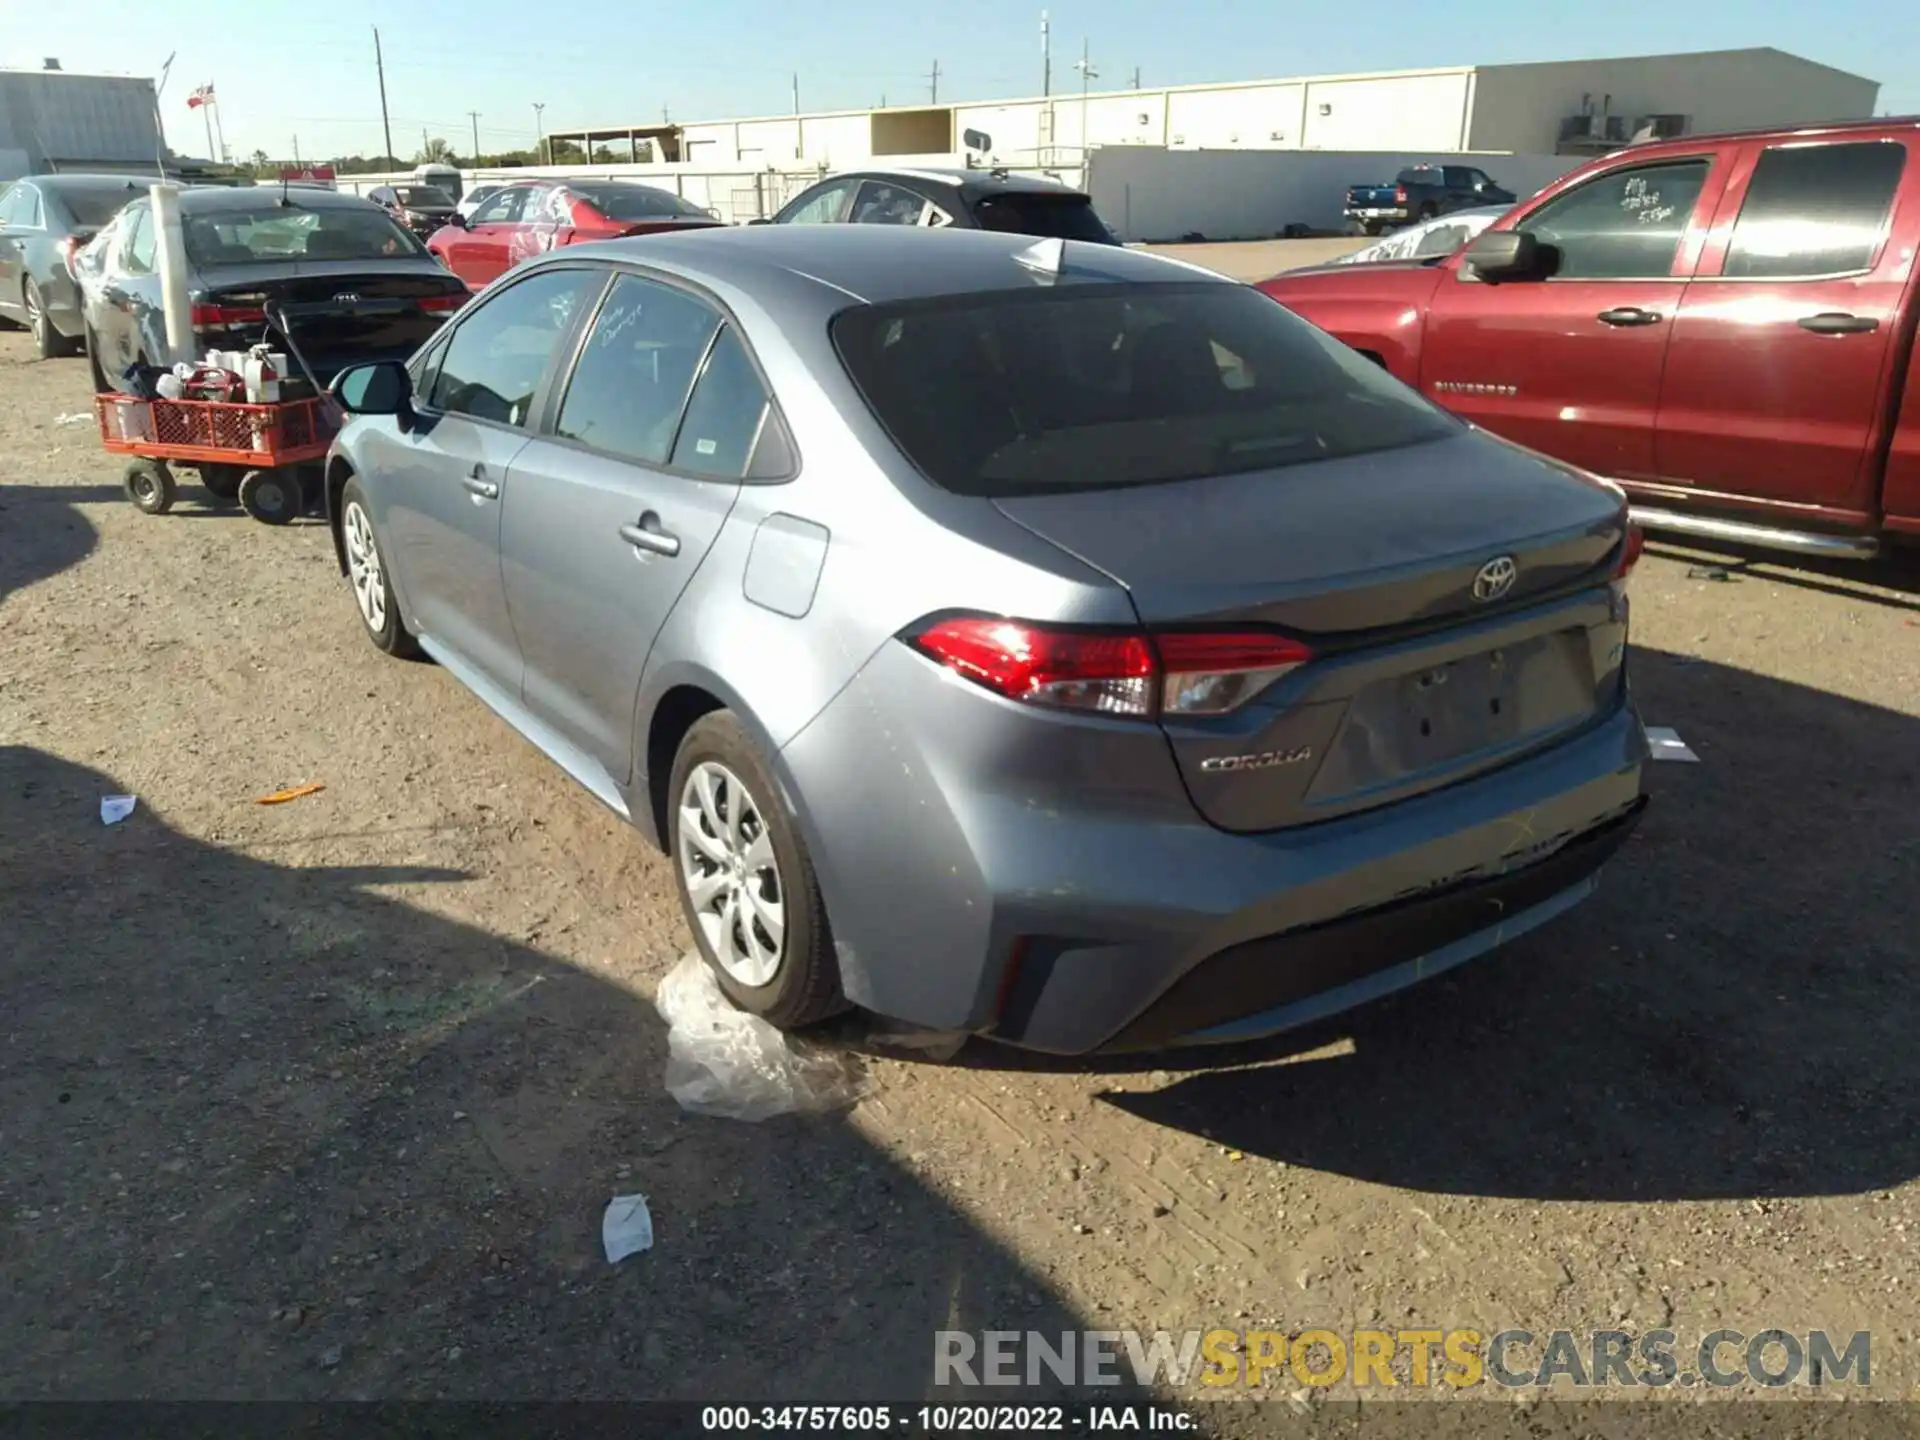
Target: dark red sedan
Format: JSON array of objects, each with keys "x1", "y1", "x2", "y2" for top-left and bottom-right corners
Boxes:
[{"x1": 427, "y1": 179, "x2": 722, "y2": 289}]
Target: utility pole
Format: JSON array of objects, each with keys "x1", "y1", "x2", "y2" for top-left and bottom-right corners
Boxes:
[
  {"x1": 292, "y1": 134, "x2": 300, "y2": 163},
  {"x1": 421, "y1": 126, "x2": 430, "y2": 161},
  {"x1": 533, "y1": 102, "x2": 546, "y2": 164},
  {"x1": 1131, "y1": 67, "x2": 1141, "y2": 90},
  {"x1": 928, "y1": 59, "x2": 940, "y2": 105},
  {"x1": 1041, "y1": 11, "x2": 1051, "y2": 96},
  {"x1": 373, "y1": 28, "x2": 394, "y2": 169},
  {"x1": 1075, "y1": 41, "x2": 1098, "y2": 162},
  {"x1": 792, "y1": 74, "x2": 800, "y2": 116},
  {"x1": 468, "y1": 111, "x2": 481, "y2": 162}
]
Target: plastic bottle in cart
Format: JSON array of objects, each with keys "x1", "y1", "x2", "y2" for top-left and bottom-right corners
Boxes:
[{"x1": 245, "y1": 347, "x2": 281, "y2": 404}]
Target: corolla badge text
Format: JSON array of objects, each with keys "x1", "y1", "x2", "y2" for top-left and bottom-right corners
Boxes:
[{"x1": 1200, "y1": 747, "x2": 1314, "y2": 773}]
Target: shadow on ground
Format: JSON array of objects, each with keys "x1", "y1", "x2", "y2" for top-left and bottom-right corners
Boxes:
[
  {"x1": 1645, "y1": 536, "x2": 1920, "y2": 611},
  {"x1": 1072, "y1": 648, "x2": 1920, "y2": 1203},
  {"x1": 0, "y1": 746, "x2": 1112, "y2": 1403},
  {"x1": 0, "y1": 484, "x2": 117, "y2": 604}
]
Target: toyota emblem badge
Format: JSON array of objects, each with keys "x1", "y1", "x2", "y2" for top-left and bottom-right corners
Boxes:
[{"x1": 1472, "y1": 555, "x2": 1518, "y2": 603}]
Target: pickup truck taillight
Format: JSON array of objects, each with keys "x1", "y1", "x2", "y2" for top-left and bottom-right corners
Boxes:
[{"x1": 1394, "y1": 186, "x2": 1408, "y2": 204}]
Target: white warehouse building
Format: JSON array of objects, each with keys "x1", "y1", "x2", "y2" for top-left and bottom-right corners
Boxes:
[{"x1": 551, "y1": 47, "x2": 1879, "y2": 172}]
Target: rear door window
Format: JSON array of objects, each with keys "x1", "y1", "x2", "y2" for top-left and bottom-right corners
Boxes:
[
  {"x1": 1721, "y1": 140, "x2": 1906, "y2": 279},
  {"x1": 1516, "y1": 159, "x2": 1711, "y2": 279},
  {"x1": 555, "y1": 273, "x2": 722, "y2": 464},
  {"x1": 831, "y1": 282, "x2": 1457, "y2": 497},
  {"x1": 122, "y1": 206, "x2": 156, "y2": 275},
  {"x1": 849, "y1": 181, "x2": 930, "y2": 225},
  {"x1": 429, "y1": 267, "x2": 599, "y2": 426}
]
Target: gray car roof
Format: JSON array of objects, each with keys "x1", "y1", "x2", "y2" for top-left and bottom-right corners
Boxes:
[
  {"x1": 177, "y1": 185, "x2": 383, "y2": 213},
  {"x1": 561, "y1": 224, "x2": 1228, "y2": 306}
]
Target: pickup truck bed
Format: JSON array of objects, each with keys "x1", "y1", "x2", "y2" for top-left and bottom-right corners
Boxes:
[
  {"x1": 1271, "y1": 119, "x2": 1920, "y2": 557},
  {"x1": 1342, "y1": 165, "x2": 1515, "y2": 235}
]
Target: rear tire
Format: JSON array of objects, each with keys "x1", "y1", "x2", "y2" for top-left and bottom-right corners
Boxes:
[
  {"x1": 85, "y1": 326, "x2": 112, "y2": 393},
  {"x1": 339, "y1": 480, "x2": 421, "y2": 658},
  {"x1": 668, "y1": 711, "x2": 844, "y2": 1030},
  {"x1": 238, "y1": 468, "x2": 301, "y2": 526},
  {"x1": 25, "y1": 280, "x2": 71, "y2": 359}
]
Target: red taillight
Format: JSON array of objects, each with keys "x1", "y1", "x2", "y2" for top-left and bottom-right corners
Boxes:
[
  {"x1": 907, "y1": 618, "x2": 1312, "y2": 718},
  {"x1": 191, "y1": 303, "x2": 266, "y2": 328},
  {"x1": 1613, "y1": 522, "x2": 1645, "y2": 579},
  {"x1": 1394, "y1": 186, "x2": 1408, "y2": 203},
  {"x1": 418, "y1": 292, "x2": 468, "y2": 313}
]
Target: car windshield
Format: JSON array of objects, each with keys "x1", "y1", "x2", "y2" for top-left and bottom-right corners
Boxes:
[
  {"x1": 183, "y1": 205, "x2": 426, "y2": 266},
  {"x1": 832, "y1": 282, "x2": 1457, "y2": 497},
  {"x1": 393, "y1": 186, "x2": 453, "y2": 208},
  {"x1": 570, "y1": 183, "x2": 709, "y2": 220},
  {"x1": 971, "y1": 192, "x2": 1112, "y2": 242},
  {"x1": 53, "y1": 183, "x2": 140, "y2": 228}
]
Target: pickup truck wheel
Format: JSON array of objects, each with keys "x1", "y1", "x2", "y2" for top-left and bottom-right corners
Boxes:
[{"x1": 1417, "y1": 202, "x2": 1440, "y2": 221}]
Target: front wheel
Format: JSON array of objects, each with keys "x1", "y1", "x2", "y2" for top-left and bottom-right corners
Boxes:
[
  {"x1": 340, "y1": 480, "x2": 420, "y2": 658},
  {"x1": 238, "y1": 468, "x2": 302, "y2": 526},
  {"x1": 669, "y1": 711, "x2": 843, "y2": 1029}
]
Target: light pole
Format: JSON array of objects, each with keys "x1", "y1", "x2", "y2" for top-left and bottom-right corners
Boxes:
[{"x1": 533, "y1": 101, "x2": 546, "y2": 164}]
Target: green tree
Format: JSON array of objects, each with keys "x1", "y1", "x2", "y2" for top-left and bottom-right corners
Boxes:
[{"x1": 415, "y1": 136, "x2": 456, "y2": 165}]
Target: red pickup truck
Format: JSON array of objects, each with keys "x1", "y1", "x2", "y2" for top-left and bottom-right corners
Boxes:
[{"x1": 1259, "y1": 117, "x2": 1920, "y2": 559}]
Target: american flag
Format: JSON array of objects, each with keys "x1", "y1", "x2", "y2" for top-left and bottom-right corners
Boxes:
[{"x1": 186, "y1": 83, "x2": 214, "y2": 109}]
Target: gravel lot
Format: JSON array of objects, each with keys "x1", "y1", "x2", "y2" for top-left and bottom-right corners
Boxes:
[{"x1": 3, "y1": 256, "x2": 1918, "y2": 1423}]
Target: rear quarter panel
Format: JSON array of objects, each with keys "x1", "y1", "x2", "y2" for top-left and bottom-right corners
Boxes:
[{"x1": 1257, "y1": 264, "x2": 1448, "y2": 383}]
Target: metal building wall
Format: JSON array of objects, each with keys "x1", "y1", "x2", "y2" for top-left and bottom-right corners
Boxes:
[{"x1": 0, "y1": 71, "x2": 161, "y2": 177}]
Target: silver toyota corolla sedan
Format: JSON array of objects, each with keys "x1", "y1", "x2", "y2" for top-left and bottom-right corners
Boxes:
[{"x1": 322, "y1": 225, "x2": 1648, "y2": 1055}]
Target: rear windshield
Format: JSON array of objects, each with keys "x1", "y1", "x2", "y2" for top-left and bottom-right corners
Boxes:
[
  {"x1": 971, "y1": 192, "x2": 1112, "y2": 243},
  {"x1": 570, "y1": 183, "x2": 709, "y2": 220},
  {"x1": 53, "y1": 183, "x2": 140, "y2": 228},
  {"x1": 832, "y1": 283, "x2": 1457, "y2": 497},
  {"x1": 1396, "y1": 167, "x2": 1443, "y2": 185},
  {"x1": 183, "y1": 206, "x2": 426, "y2": 266},
  {"x1": 393, "y1": 186, "x2": 453, "y2": 208}
]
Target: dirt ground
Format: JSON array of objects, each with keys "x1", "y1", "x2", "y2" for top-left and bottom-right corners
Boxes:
[{"x1": 3, "y1": 306, "x2": 1919, "y2": 1425}]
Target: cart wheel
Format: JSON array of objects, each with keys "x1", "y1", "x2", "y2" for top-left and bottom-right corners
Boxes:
[
  {"x1": 200, "y1": 464, "x2": 244, "y2": 503},
  {"x1": 239, "y1": 469, "x2": 301, "y2": 526},
  {"x1": 123, "y1": 459, "x2": 176, "y2": 516}
]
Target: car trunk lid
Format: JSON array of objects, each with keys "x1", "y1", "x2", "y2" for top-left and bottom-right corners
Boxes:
[
  {"x1": 193, "y1": 262, "x2": 465, "y2": 383},
  {"x1": 992, "y1": 432, "x2": 1632, "y2": 831}
]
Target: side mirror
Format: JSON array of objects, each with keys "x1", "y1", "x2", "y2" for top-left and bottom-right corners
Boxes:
[
  {"x1": 1463, "y1": 229, "x2": 1542, "y2": 281},
  {"x1": 333, "y1": 360, "x2": 412, "y2": 416},
  {"x1": 444, "y1": 212, "x2": 469, "y2": 229}
]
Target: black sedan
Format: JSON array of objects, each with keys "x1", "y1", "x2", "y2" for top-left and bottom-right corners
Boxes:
[
  {"x1": 367, "y1": 184, "x2": 459, "y2": 240},
  {"x1": 0, "y1": 173, "x2": 150, "y2": 358},
  {"x1": 74, "y1": 185, "x2": 470, "y2": 392},
  {"x1": 764, "y1": 166, "x2": 1121, "y2": 243}
]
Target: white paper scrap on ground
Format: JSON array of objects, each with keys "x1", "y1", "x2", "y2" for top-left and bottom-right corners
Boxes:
[
  {"x1": 54, "y1": 412, "x2": 92, "y2": 426},
  {"x1": 653, "y1": 952, "x2": 867, "y2": 1121},
  {"x1": 602, "y1": 1193, "x2": 655, "y2": 1264},
  {"x1": 1643, "y1": 726, "x2": 1700, "y2": 763},
  {"x1": 100, "y1": 795, "x2": 138, "y2": 825}
]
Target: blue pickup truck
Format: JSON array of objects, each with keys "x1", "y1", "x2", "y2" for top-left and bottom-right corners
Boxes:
[{"x1": 1342, "y1": 164, "x2": 1515, "y2": 235}]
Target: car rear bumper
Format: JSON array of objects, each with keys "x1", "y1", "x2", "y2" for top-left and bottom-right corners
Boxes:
[{"x1": 778, "y1": 639, "x2": 1648, "y2": 1056}]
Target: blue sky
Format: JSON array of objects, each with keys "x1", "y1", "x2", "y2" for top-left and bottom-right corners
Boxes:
[{"x1": 5, "y1": 0, "x2": 1908, "y2": 162}]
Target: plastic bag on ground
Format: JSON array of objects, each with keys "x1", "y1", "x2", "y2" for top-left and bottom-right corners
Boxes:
[{"x1": 653, "y1": 953, "x2": 867, "y2": 1121}]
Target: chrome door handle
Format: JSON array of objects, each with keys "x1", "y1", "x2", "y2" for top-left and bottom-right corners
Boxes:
[
  {"x1": 619, "y1": 514, "x2": 681, "y2": 557},
  {"x1": 1596, "y1": 306, "x2": 1662, "y2": 327},
  {"x1": 461, "y1": 473, "x2": 498, "y2": 500},
  {"x1": 1797, "y1": 312, "x2": 1879, "y2": 335}
]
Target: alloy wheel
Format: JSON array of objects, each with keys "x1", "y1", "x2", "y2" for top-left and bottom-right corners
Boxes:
[
  {"x1": 677, "y1": 760, "x2": 786, "y2": 987},
  {"x1": 343, "y1": 501, "x2": 387, "y2": 632}
]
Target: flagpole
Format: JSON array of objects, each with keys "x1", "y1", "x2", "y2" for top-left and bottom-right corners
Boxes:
[
  {"x1": 200, "y1": 88, "x2": 216, "y2": 163},
  {"x1": 211, "y1": 98, "x2": 228, "y2": 165},
  {"x1": 151, "y1": 51, "x2": 176, "y2": 179}
]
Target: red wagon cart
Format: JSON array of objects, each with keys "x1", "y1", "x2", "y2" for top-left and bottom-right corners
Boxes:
[{"x1": 95, "y1": 391, "x2": 339, "y2": 526}]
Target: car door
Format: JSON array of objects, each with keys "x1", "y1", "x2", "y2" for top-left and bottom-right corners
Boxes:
[
  {"x1": 1416, "y1": 150, "x2": 1726, "y2": 480},
  {"x1": 1652, "y1": 136, "x2": 1913, "y2": 519},
  {"x1": 500, "y1": 270, "x2": 776, "y2": 781},
  {"x1": 0, "y1": 184, "x2": 26, "y2": 313},
  {"x1": 452, "y1": 185, "x2": 529, "y2": 286},
  {"x1": 773, "y1": 177, "x2": 858, "y2": 225},
  {"x1": 508, "y1": 185, "x2": 574, "y2": 269},
  {"x1": 97, "y1": 202, "x2": 159, "y2": 373},
  {"x1": 369, "y1": 265, "x2": 603, "y2": 691},
  {"x1": 847, "y1": 179, "x2": 935, "y2": 226}
]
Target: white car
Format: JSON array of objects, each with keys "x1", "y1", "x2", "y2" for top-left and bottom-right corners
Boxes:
[
  {"x1": 455, "y1": 183, "x2": 503, "y2": 223},
  {"x1": 1330, "y1": 204, "x2": 1510, "y2": 265}
]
